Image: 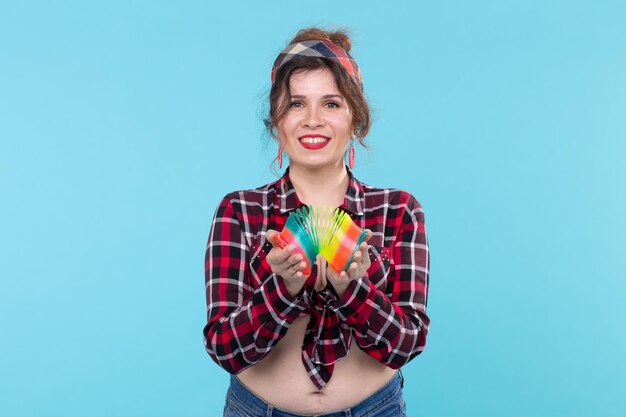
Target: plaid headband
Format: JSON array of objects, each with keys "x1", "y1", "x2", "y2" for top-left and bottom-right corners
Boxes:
[{"x1": 271, "y1": 40, "x2": 364, "y2": 91}]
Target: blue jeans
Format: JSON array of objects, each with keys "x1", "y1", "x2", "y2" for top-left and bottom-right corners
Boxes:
[{"x1": 223, "y1": 371, "x2": 407, "y2": 417}]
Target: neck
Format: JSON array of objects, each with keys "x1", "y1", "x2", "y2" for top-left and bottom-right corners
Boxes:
[{"x1": 288, "y1": 162, "x2": 349, "y2": 208}]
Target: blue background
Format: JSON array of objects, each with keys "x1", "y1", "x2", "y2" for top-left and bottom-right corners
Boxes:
[{"x1": 1, "y1": 1, "x2": 625, "y2": 416}]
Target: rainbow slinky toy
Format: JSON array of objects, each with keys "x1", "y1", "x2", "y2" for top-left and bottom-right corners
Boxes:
[{"x1": 273, "y1": 206, "x2": 368, "y2": 275}]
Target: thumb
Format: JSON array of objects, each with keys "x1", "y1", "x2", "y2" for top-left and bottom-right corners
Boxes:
[{"x1": 266, "y1": 229, "x2": 286, "y2": 248}]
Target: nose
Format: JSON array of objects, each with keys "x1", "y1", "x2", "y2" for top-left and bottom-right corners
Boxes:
[{"x1": 303, "y1": 106, "x2": 324, "y2": 128}]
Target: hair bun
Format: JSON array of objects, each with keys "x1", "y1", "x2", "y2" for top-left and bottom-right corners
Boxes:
[{"x1": 291, "y1": 27, "x2": 353, "y2": 53}]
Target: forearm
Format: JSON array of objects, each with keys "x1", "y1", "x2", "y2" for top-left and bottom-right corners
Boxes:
[
  {"x1": 330, "y1": 276, "x2": 429, "y2": 367},
  {"x1": 203, "y1": 273, "x2": 306, "y2": 373}
]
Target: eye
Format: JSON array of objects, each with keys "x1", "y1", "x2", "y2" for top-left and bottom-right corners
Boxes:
[
  {"x1": 289, "y1": 101, "x2": 303, "y2": 108},
  {"x1": 325, "y1": 101, "x2": 340, "y2": 108}
]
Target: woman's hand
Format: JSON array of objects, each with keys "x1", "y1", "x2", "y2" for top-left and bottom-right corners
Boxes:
[
  {"x1": 266, "y1": 229, "x2": 309, "y2": 297},
  {"x1": 326, "y1": 230, "x2": 373, "y2": 298},
  {"x1": 314, "y1": 255, "x2": 328, "y2": 292}
]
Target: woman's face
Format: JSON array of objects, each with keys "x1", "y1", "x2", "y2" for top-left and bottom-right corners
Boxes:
[{"x1": 277, "y1": 68, "x2": 353, "y2": 171}]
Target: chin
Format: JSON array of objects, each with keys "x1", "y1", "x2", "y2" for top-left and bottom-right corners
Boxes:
[{"x1": 293, "y1": 159, "x2": 343, "y2": 170}]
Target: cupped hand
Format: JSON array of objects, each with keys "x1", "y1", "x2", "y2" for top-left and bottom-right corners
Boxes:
[
  {"x1": 326, "y1": 229, "x2": 373, "y2": 298},
  {"x1": 265, "y1": 229, "x2": 309, "y2": 297}
]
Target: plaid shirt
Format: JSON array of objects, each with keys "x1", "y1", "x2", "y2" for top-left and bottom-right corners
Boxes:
[{"x1": 203, "y1": 167, "x2": 430, "y2": 389}]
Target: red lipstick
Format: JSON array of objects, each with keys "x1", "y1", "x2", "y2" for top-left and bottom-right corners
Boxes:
[{"x1": 298, "y1": 134, "x2": 331, "y2": 150}]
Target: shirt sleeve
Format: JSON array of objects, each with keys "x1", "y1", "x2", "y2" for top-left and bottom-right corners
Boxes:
[
  {"x1": 329, "y1": 194, "x2": 430, "y2": 368},
  {"x1": 202, "y1": 196, "x2": 307, "y2": 374}
]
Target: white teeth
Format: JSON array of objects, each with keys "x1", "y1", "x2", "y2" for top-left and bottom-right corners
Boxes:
[{"x1": 300, "y1": 137, "x2": 329, "y2": 144}]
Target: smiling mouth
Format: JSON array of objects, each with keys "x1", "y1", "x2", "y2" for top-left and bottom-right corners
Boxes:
[
  {"x1": 298, "y1": 136, "x2": 331, "y2": 150},
  {"x1": 299, "y1": 136, "x2": 330, "y2": 144}
]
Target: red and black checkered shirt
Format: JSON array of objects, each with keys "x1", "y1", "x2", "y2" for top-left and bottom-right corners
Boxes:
[{"x1": 203, "y1": 167, "x2": 430, "y2": 389}]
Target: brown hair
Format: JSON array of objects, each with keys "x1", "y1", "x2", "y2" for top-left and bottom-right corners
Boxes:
[{"x1": 264, "y1": 27, "x2": 372, "y2": 167}]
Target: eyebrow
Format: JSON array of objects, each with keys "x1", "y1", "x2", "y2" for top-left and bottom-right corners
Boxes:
[{"x1": 290, "y1": 94, "x2": 344, "y2": 100}]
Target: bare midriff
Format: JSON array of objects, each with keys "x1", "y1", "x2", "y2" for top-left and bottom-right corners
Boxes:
[{"x1": 237, "y1": 314, "x2": 397, "y2": 415}]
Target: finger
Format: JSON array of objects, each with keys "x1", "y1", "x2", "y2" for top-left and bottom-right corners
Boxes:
[
  {"x1": 326, "y1": 264, "x2": 339, "y2": 280},
  {"x1": 354, "y1": 242, "x2": 368, "y2": 263},
  {"x1": 266, "y1": 245, "x2": 296, "y2": 268},
  {"x1": 283, "y1": 261, "x2": 306, "y2": 275},
  {"x1": 314, "y1": 255, "x2": 325, "y2": 291},
  {"x1": 315, "y1": 255, "x2": 323, "y2": 273},
  {"x1": 275, "y1": 244, "x2": 297, "y2": 262},
  {"x1": 317, "y1": 255, "x2": 327, "y2": 285},
  {"x1": 291, "y1": 260, "x2": 309, "y2": 274},
  {"x1": 363, "y1": 229, "x2": 373, "y2": 242},
  {"x1": 285, "y1": 263, "x2": 304, "y2": 279},
  {"x1": 266, "y1": 229, "x2": 278, "y2": 245},
  {"x1": 360, "y1": 244, "x2": 371, "y2": 267},
  {"x1": 286, "y1": 253, "x2": 306, "y2": 268}
]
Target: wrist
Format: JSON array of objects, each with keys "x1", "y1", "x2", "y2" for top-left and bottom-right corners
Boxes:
[
  {"x1": 330, "y1": 281, "x2": 349, "y2": 299},
  {"x1": 282, "y1": 277, "x2": 305, "y2": 298}
]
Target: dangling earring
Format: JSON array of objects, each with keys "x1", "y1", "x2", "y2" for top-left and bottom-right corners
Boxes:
[
  {"x1": 348, "y1": 141, "x2": 355, "y2": 169},
  {"x1": 277, "y1": 148, "x2": 283, "y2": 169}
]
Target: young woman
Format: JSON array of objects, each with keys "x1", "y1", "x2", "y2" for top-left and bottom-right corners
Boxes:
[{"x1": 203, "y1": 27, "x2": 430, "y2": 417}]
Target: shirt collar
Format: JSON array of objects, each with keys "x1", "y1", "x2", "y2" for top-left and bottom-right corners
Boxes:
[{"x1": 274, "y1": 166, "x2": 364, "y2": 216}]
